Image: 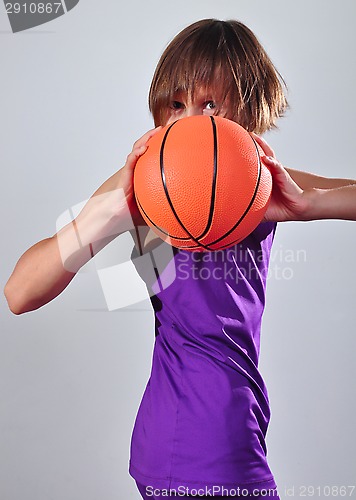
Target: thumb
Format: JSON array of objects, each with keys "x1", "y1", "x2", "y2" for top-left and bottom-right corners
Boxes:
[{"x1": 262, "y1": 155, "x2": 303, "y2": 195}]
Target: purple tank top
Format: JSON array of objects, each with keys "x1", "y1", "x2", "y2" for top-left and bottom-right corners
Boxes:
[{"x1": 129, "y1": 221, "x2": 278, "y2": 494}]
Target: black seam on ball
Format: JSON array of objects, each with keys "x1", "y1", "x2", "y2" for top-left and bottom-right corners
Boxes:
[
  {"x1": 135, "y1": 195, "x2": 191, "y2": 241},
  {"x1": 160, "y1": 120, "x2": 211, "y2": 250},
  {"x1": 195, "y1": 115, "x2": 218, "y2": 242},
  {"x1": 203, "y1": 135, "x2": 262, "y2": 248}
]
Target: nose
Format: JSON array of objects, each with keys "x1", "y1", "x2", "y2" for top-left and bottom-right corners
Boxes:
[
  {"x1": 183, "y1": 105, "x2": 201, "y2": 118},
  {"x1": 165, "y1": 102, "x2": 204, "y2": 126}
]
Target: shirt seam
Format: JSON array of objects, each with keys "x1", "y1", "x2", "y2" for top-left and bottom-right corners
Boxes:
[{"x1": 129, "y1": 462, "x2": 276, "y2": 487}]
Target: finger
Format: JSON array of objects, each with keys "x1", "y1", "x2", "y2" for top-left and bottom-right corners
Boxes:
[
  {"x1": 125, "y1": 126, "x2": 163, "y2": 174},
  {"x1": 125, "y1": 145, "x2": 148, "y2": 172},
  {"x1": 261, "y1": 155, "x2": 288, "y2": 185},
  {"x1": 262, "y1": 156, "x2": 303, "y2": 194},
  {"x1": 261, "y1": 155, "x2": 279, "y2": 166},
  {"x1": 262, "y1": 155, "x2": 287, "y2": 180},
  {"x1": 132, "y1": 125, "x2": 162, "y2": 149},
  {"x1": 250, "y1": 133, "x2": 275, "y2": 158}
]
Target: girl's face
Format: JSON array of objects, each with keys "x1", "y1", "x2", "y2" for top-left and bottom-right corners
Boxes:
[{"x1": 164, "y1": 87, "x2": 228, "y2": 126}]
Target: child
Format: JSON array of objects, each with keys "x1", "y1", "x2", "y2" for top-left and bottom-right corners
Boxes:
[{"x1": 4, "y1": 18, "x2": 356, "y2": 500}]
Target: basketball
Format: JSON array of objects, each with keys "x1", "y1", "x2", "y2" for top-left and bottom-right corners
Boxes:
[{"x1": 134, "y1": 115, "x2": 272, "y2": 251}]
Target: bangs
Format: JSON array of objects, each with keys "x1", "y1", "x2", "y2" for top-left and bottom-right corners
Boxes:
[
  {"x1": 158, "y1": 57, "x2": 234, "y2": 118},
  {"x1": 158, "y1": 28, "x2": 233, "y2": 98},
  {"x1": 149, "y1": 21, "x2": 236, "y2": 125},
  {"x1": 149, "y1": 19, "x2": 288, "y2": 133}
]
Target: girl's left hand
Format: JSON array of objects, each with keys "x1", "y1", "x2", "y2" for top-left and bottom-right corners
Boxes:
[{"x1": 251, "y1": 133, "x2": 308, "y2": 222}]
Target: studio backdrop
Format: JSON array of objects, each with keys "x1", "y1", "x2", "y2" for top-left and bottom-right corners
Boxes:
[{"x1": 1, "y1": 1, "x2": 355, "y2": 499}]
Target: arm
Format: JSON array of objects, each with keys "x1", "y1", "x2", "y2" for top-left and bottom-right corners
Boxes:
[
  {"x1": 266, "y1": 161, "x2": 356, "y2": 221},
  {"x1": 285, "y1": 167, "x2": 356, "y2": 190},
  {"x1": 302, "y1": 184, "x2": 356, "y2": 221},
  {"x1": 251, "y1": 134, "x2": 356, "y2": 222},
  {"x1": 4, "y1": 182, "x2": 129, "y2": 316},
  {"x1": 4, "y1": 126, "x2": 161, "y2": 315}
]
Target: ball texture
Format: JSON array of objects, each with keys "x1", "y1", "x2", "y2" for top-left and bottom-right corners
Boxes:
[{"x1": 134, "y1": 115, "x2": 272, "y2": 251}]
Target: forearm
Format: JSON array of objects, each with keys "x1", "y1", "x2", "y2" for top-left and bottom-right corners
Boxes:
[
  {"x1": 286, "y1": 167, "x2": 356, "y2": 190},
  {"x1": 302, "y1": 184, "x2": 356, "y2": 221},
  {"x1": 4, "y1": 186, "x2": 132, "y2": 315},
  {"x1": 4, "y1": 236, "x2": 76, "y2": 315},
  {"x1": 57, "y1": 187, "x2": 132, "y2": 272}
]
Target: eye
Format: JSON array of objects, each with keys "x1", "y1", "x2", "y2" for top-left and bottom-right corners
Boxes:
[
  {"x1": 170, "y1": 101, "x2": 184, "y2": 110},
  {"x1": 205, "y1": 101, "x2": 216, "y2": 110},
  {"x1": 202, "y1": 100, "x2": 218, "y2": 116}
]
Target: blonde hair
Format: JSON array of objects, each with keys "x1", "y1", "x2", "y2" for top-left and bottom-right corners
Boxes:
[{"x1": 149, "y1": 19, "x2": 288, "y2": 134}]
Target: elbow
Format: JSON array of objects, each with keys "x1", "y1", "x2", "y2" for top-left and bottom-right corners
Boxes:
[
  {"x1": 4, "y1": 279, "x2": 48, "y2": 315},
  {"x1": 9, "y1": 304, "x2": 26, "y2": 316},
  {"x1": 4, "y1": 281, "x2": 29, "y2": 315}
]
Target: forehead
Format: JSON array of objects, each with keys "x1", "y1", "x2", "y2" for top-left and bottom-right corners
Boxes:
[{"x1": 173, "y1": 85, "x2": 221, "y2": 102}]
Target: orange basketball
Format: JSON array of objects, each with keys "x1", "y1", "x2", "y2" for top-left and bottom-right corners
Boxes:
[{"x1": 134, "y1": 115, "x2": 272, "y2": 251}]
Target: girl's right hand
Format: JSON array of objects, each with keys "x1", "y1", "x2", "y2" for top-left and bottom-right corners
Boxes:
[{"x1": 118, "y1": 126, "x2": 162, "y2": 226}]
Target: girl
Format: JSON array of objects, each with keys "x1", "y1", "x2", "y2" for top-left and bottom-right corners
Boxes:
[{"x1": 4, "y1": 19, "x2": 356, "y2": 500}]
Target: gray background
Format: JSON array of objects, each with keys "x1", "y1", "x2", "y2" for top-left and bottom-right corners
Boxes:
[{"x1": 1, "y1": 0, "x2": 355, "y2": 499}]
